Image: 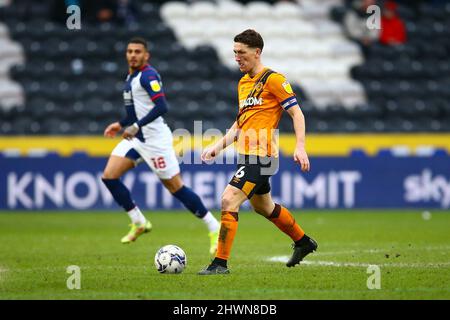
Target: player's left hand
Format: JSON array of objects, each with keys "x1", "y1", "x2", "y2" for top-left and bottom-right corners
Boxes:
[
  {"x1": 294, "y1": 146, "x2": 310, "y2": 172},
  {"x1": 122, "y1": 124, "x2": 139, "y2": 140},
  {"x1": 104, "y1": 122, "x2": 121, "y2": 138}
]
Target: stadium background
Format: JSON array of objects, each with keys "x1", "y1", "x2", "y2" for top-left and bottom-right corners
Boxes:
[{"x1": 0, "y1": 0, "x2": 449, "y2": 210}]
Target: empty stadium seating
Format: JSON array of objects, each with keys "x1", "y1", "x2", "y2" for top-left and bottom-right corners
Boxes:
[
  {"x1": 163, "y1": 0, "x2": 366, "y2": 110},
  {"x1": 0, "y1": 0, "x2": 449, "y2": 135},
  {"x1": 343, "y1": 1, "x2": 450, "y2": 131}
]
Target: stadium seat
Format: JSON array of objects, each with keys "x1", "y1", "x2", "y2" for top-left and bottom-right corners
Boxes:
[{"x1": 1, "y1": 0, "x2": 449, "y2": 134}]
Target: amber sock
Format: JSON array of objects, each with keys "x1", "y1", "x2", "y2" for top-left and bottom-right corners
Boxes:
[
  {"x1": 267, "y1": 204, "x2": 305, "y2": 242},
  {"x1": 215, "y1": 211, "x2": 239, "y2": 261}
]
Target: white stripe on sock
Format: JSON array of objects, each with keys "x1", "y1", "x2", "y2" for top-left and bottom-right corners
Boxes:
[
  {"x1": 202, "y1": 211, "x2": 220, "y2": 232},
  {"x1": 127, "y1": 207, "x2": 146, "y2": 225}
]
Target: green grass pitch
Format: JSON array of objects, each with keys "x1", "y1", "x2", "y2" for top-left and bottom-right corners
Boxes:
[{"x1": 0, "y1": 210, "x2": 449, "y2": 300}]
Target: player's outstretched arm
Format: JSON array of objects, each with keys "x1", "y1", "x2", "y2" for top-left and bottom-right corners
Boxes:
[
  {"x1": 104, "y1": 122, "x2": 122, "y2": 138},
  {"x1": 286, "y1": 105, "x2": 310, "y2": 172},
  {"x1": 201, "y1": 121, "x2": 240, "y2": 161}
]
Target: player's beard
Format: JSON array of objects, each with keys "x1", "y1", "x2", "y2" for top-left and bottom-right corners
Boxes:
[{"x1": 129, "y1": 59, "x2": 145, "y2": 72}]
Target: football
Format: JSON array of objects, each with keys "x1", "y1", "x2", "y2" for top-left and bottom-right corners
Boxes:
[{"x1": 154, "y1": 244, "x2": 187, "y2": 274}]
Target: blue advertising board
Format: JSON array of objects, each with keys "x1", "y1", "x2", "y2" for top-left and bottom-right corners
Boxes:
[{"x1": 1, "y1": 152, "x2": 449, "y2": 210}]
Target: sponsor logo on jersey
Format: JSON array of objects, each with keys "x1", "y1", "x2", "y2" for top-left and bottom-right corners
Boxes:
[
  {"x1": 150, "y1": 80, "x2": 161, "y2": 92},
  {"x1": 282, "y1": 81, "x2": 293, "y2": 94},
  {"x1": 239, "y1": 97, "x2": 263, "y2": 109}
]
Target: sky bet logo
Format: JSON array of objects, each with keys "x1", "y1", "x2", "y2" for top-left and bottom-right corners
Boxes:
[
  {"x1": 404, "y1": 169, "x2": 450, "y2": 208},
  {"x1": 239, "y1": 97, "x2": 263, "y2": 109}
]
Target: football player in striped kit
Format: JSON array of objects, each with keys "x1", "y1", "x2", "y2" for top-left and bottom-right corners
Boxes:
[{"x1": 102, "y1": 38, "x2": 219, "y2": 254}]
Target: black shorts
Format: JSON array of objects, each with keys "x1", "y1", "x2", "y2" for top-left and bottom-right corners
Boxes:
[{"x1": 228, "y1": 155, "x2": 279, "y2": 199}]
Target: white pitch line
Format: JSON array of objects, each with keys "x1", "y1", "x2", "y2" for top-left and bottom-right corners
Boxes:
[
  {"x1": 0, "y1": 266, "x2": 8, "y2": 281},
  {"x1": 293, "y1": 245, "x2": 450, "y2": 258},
  {"x1": 317, "y1": 244, "x2": 450, "y2": 251},
  {"x1": 267, "y1": 256, "x2": 450, "y2": 268},
  {"x1": 314, "y1": 249, "x2": 384, "y2": 256}
]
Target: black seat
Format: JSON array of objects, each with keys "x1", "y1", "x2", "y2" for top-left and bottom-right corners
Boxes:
[{"x1": 190, "y1": 45, "x2": 219, "y2": 63}]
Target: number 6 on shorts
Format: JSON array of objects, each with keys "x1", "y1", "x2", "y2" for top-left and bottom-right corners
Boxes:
[{"x1": 235, "y1": 166, "x2": 245, "y2": 178}]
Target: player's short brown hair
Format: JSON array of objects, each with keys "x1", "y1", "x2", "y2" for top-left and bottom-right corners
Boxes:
[
  {"x1": 234, "y1": 29, "x2": 264, "y2": 52},
  {"x1": 128, "y1": 37, "x2": 148, "y2": 51}
]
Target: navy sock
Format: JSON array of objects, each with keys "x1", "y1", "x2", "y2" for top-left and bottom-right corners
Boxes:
[
  {"x1": 101, "y1": 178, "x2": 135, "y2": 211},
  {"x1": 172, "y1": 186, "x2": 208, "y2": 218}
]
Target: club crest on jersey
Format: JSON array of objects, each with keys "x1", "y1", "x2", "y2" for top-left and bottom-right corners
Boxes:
[
  {"x1": 239, "y1": 97, "x2": 263, "y2": 109},
  {"x1": 282, "y1": 81, "x2": 293, "y2": 94},
  {"x1": 150, "y1": 80, "x2": 161, "y2": 92}
]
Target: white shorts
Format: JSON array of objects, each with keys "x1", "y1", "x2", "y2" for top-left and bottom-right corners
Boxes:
[{"x1": 111, "y1": 138, "x2": 180, "y2": 180}]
